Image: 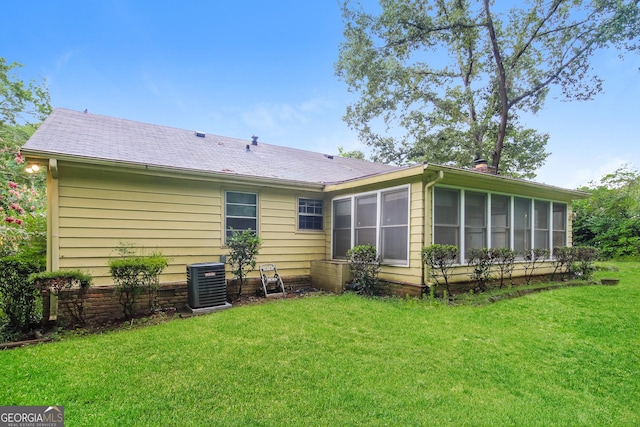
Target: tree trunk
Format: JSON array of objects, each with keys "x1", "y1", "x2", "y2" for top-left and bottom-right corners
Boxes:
[{"x1": 484, "y1": 0, "x2": 508, "y2": 174}]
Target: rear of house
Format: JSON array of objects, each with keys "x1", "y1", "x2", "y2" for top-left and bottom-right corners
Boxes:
[{"x1": 22, "y1": 108, "x2": 588, "y2": 304}]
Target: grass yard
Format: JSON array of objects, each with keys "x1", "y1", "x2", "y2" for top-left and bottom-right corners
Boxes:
[{"x1": 1, "y1": 263, "x2": 638, "y2": 426}]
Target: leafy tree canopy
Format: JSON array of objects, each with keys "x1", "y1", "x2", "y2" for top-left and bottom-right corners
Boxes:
[
  {"x1": 0, "y1": 58, "x2": 51, "y2": 256},
  {"x1": 336, "y1": 0, "x2": 639, "y2": 178},
  {"x1": 573, "y1": 166, "x2": 640, "y2": 260}
]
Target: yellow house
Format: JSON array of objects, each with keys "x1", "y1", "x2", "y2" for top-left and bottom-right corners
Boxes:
[{"x1": 22, "y1": 108, "x2": 589, "y2": 298}]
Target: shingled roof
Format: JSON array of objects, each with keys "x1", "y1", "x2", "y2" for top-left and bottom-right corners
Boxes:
[{"x1": 22, "y1": 108, "x2": 399, "y2": 185}]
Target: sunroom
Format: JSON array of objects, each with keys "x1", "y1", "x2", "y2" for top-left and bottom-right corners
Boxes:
[{"x1": 312, "y1": 163, "x2": 589, "y2": 295}]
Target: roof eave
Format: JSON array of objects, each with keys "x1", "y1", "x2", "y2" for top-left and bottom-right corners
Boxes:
[
  {"x1": 424, "y1": 163, "x2": 591, "y2": 199},
  {"x1": 22, "y1": 150, "x2": 325, "y2": 191}
]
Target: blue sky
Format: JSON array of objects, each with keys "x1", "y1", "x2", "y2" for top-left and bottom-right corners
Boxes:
[{"x1": 3, "y1": 0, "x2": 638, "y2": 189}]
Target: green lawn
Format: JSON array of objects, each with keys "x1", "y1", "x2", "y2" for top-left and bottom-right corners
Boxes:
[{"x1": 1, "y1": 263, "x2": 638, "y2": 426}]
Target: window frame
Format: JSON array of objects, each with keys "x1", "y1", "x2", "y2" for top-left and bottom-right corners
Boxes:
[
  {"x1": 224, "y1": 190, "x2": 258, "y2": 242},
  {"x1": 331, "y1": 185, "x2": 410, "y2": 266},
  {"x1": 297, "y1": 197, "x2": 324, "y2": 231}
]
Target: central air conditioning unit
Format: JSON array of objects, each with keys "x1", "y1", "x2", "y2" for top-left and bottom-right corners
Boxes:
[{"x1": 186, "y1": 262, "x2": 230, "y2": 311}]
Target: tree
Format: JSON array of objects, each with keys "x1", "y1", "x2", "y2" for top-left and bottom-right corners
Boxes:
[
  {"x1": 336, "y1": 0, "x2": 639, "y2": 178},
  {"x1": 0, "y1": 58, "x2": 51, "y2": 257},
  {"x1": 338, "y1": 146, "x2": 365, "y2": 160},
  {"x1": 573, "y1": 166, "x2": 640, "y2": 260},
  {"x1": 226, "y1": 229, "x2": 262, "y2": 298}
]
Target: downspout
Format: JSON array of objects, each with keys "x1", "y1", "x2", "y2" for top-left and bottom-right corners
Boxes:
[
  {"x1": 47, "y1": 158, "x2": 60, "y2": 320},
  {"x1": 422, "y1": 170, "x2": 444, "y2": 290}
]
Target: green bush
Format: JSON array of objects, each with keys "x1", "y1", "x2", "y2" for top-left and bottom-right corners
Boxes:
[
  {"x1": 552, "y1": 246, "x2": 575, "y2": 280},
  {"x1": 522, "y1": 248, "x2": 549, "y2": 285},
  {"x1": 573, "y1": 246, "x2": 600, "y2": 281},
  {"x1": 226, "y1": 229, "x2": 262, "y2": 298},
  {"x1": 422, "y1": 244, "x2": 458, "y2": 295},
  {"x1": 0, "y1": 255, "x2": 45, "y2": 338},
  {"x1": 29, "y1": 270, "x2": 92, "y2": 325},
  {"x1": 346, "y1": 244, "x2": 381, "y2": 296},
  {"x1": 467, "y1": 248, "x2": 494, "y2": 292},
  {"x1": 108, "y1": 251, "x2": 169, "y2": 320},
  {"x1": 490, "y1": 248, "x2": 517, "y2": 288}
]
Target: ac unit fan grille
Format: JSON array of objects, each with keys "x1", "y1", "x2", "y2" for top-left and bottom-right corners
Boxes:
[{"x1": 187, "y1": 263, "x2": 227, "y2": 308}]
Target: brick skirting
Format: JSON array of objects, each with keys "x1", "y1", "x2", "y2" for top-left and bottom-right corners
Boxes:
[{"x1": 46, "y1": 275, "x2": 311, "y2": 325}]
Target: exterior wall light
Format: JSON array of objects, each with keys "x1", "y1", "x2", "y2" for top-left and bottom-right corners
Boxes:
[{"x1": 25, "y1": 163, "x2": 41, "y2": 173}]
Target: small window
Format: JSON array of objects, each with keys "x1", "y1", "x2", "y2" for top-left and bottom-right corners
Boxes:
[
  {"x1": 298, "y1": 198, "x2": 323, "y2": 231},
  {"x1": 225, "y1": 191, "x2": 257, "y2": 240}
]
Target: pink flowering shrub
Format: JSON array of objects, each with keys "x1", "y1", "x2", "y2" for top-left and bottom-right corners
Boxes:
[{"x1": 0, "y1": 148, "x2": 47, "y2": 257}]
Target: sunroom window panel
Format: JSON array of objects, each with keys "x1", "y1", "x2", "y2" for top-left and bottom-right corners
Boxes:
[
  {"x1": 355, "y1": 195, "x2": 377, "y2": 246},
  {"x1": 434, "y1": 188, "x2": 460, "y2": 250},
  {"x1": 514, "y1": 197, "x2": 532, "y2": 254},
  {"x1": 381, "y1": 189, "x2": 409, "y2": 264},
  {"x1": 382, "y1": 227, "x2": 408, "y2": 263},
  {"x1": 333, "y1": 199, "x2": 352, "y2": 259},
  {"x1": 534, "y1": 200, "x2": 550, "y2": 251},
  {"x1": 355, "y1": 228, "x2": 377, "y2": 247},
  {"x1": 434, "y1": 188, "x2": 459, "y2": 225},
  {"x1": 356, "y1": 195, "x2": 377, "y2": 227},
  {"x1": 491, "y1": 194, "x2": 510, "y2": 249},
  {"x1": 553, "y1": 203, "x2": 567, "y2": 248},
  {"x1": 465, "y1": 192, "x2": 487, "y2": 255},
  {"x1": 382, "y1": 189, "x2": 408, "y2": 225},
  {"x1": 333, "y1": 230, "x2": 351, "y2": 259}
]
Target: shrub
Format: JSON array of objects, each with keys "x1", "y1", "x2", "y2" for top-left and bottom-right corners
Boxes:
[
  {"x1": 467, "y1": 248, "x2": 494, "y2": 292},
  {"x1": 29, "y1": 270, "x2": 92, "y2": 325},
  {"x1": 346, "y1": 244, "x2": 381, "y2": 296},
  {"x1": 490, "y1": 248, "x2": 517, "y2": 288},
  {"x1": 551, "y1": 246, "x2": 575, "y2": 281},
  {"x1": 226, "y1": 229, "x2": 262, "y2": 298},
  {"x1": 522, "y1": 248, "x2": 549, "y2": 285},
  {"x1": 573, "y1": 246, "x2": 600, "y2": 281},
  {"x1": 108, "y1": 251, "x2": 169, "y2": 320},
  {"x1": 0, "y1": 255, "x2": 45, "y2": 338},
  {"x1": 422, "y1": 244, "x2": 458, "y2": 295}
]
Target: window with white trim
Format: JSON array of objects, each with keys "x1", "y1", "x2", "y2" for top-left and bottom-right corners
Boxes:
[
  {"x1": 298, "y1": 198, "x2": 323, "y2": 231},
  {"x1": 332, "y1": 186, "x2": 410, "y2": 265},
  {"x1": 225, "y1": 191, "x2": 257, "y2": 240}
]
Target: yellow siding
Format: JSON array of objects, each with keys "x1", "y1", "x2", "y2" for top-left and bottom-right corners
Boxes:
[{"x1": 54, "y1": 164, "x2": 325, "y2": 285}]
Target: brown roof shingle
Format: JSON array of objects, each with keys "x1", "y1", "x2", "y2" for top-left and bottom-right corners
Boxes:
[{"x1": 22, "y1": 108, "x2": 399, "y2": 184}]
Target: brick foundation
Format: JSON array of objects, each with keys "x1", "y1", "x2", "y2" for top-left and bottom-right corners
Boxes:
[{"x1": 52, "y1": 275, "x2": 312, "y2": 325}]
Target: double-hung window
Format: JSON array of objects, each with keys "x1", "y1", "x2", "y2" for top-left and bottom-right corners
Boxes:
[
  {"x1": 298, "y1": 198, "x2": 323, "y2": 231},
  {"x1": 332, "y1": 186, "x2": 410, "y2": 265},
  {"x1": 225, "y1": 191, "x2": 257, "y2": 240}
]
